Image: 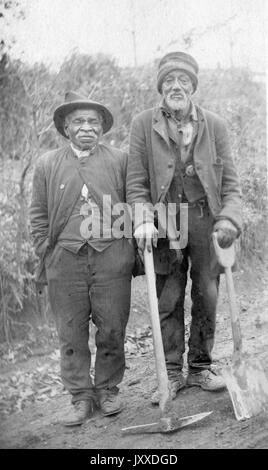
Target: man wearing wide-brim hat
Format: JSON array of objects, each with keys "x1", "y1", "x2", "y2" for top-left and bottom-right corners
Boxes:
[
  {"x1": 127, "y1": 51, "x2": 242, "y2": 404},
  {"x1": 29, "y1": 91, "x2": 135, "y2": 425}
]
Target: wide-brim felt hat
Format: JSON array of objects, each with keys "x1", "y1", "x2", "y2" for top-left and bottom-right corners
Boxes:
[{"x1": 53, "y1": 91, "x2": 114, "y2": 138}]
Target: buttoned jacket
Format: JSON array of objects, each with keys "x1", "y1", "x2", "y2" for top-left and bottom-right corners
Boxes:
[{"x1": 29, "y1": 143, "x2": 128, "y2": 282}]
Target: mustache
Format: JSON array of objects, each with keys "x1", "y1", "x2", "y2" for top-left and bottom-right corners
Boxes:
[
  {"x1": 79, "y1": 129, "x2": 98, "y2": 136},
  {"x1": 167, "y1": 92, "x2": 186, "y2": 98}
]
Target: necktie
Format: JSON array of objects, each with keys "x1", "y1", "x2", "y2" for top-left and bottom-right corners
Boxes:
[{"x1": 78, "y1": 144, "x2": 97, "y2": 158}]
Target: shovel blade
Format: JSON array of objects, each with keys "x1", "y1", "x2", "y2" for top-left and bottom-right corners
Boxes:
[
  {"x1": 121, "y1": 411, "x2": 213, "y2": 435},
  {"x1": 222, "y1": 358, "x2": 268, "y2": 421}
]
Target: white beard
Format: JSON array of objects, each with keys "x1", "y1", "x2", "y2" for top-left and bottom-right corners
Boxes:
[{"x1": 165, "y1": 95, "x2": 188, "y2": 112}]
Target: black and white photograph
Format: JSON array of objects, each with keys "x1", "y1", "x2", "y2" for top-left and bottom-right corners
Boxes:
[{"x1": 0, "y1": 0, "x2": 267, "y2": 453}]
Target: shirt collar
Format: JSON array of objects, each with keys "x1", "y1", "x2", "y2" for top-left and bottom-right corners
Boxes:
[{"x1": 70, "y1": 143, "x2": 97, "y2": 158}]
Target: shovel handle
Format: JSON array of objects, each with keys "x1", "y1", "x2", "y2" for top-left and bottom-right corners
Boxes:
[
  {"x1": 212, "y1": 232, "x2": 236, "y2": 268},
  {"x1": 144, "y1": 248, "x2": 170, "y2": 414},
  {"x1": 212, "y1": 232, "x2": 242, "y2": 358},
  {"x1": 224, "y1": 266, "x2": 243, "y2": 359}
]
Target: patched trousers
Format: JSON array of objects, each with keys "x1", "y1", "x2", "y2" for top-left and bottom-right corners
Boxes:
[
  {"x1": 45, "y1": 238, "x2": 135, "y2": 403},
  {"x1": 155, "y1": 203, "x2": 220, "y2": 375}
]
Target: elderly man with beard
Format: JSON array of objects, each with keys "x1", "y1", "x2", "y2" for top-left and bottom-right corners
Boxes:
[
  {"x1": 30, "y1": 91, "x2": 135, "y2": 425},
  {"x1": 126, "y1": 52, "x2": 242, "y2": 404}
]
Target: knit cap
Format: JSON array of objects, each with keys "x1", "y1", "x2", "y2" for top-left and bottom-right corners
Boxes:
[{"x1": 157, "y1": 51, "x2": 199, "y2": 93}]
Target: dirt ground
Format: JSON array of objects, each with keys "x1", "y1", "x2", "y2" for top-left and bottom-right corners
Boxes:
[{"x1": 1, "y1": 261, "x2": 268, "y2": 450}]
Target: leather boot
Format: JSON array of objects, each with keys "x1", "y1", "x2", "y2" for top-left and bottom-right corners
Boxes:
[
  {"x1": 62, "y1": 400, "x2": 94, "y2": 426},
  {"x1": 97, "y1": 388, "x2": 122, "y2": 416}
]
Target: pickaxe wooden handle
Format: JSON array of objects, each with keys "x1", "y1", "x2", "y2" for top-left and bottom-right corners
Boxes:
[{"x1": 143, "y1": 248, "x2": 172, "y2": 416}]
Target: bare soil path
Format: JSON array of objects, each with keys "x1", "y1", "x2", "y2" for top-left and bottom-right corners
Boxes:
[{"x1": 1, "y1": 262, "x2": 268, "y2": 449}]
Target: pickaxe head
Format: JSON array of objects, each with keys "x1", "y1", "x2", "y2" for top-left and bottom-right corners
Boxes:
[{"x1": 121, "y1": 411, "x2": 213, "y2": 435}]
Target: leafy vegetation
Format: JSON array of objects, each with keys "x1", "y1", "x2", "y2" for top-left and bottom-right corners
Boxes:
[{"x1": 0, "y1": 52, "x2": 266, "y2": 342}]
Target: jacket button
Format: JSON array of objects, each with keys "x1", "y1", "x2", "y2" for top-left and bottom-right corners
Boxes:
[{"x1": 161, "y1": 185, "x2": 165, "y2": 190}]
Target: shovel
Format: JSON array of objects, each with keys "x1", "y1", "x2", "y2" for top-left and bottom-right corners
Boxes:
[
  {"x1": 212, "y1": 232, "x2": 268, "y2": 421},
  {"x1": 121, "y1": 248, "x2": 212, "y2": 434}
]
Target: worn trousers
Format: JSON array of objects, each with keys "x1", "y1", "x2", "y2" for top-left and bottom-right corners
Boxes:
[
  {"x1": 45, "y1": 238, "x2": 135, "y2": 403},
  {"x1": 155, "y1": 204, "x2": 220, "y2": 375}
]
